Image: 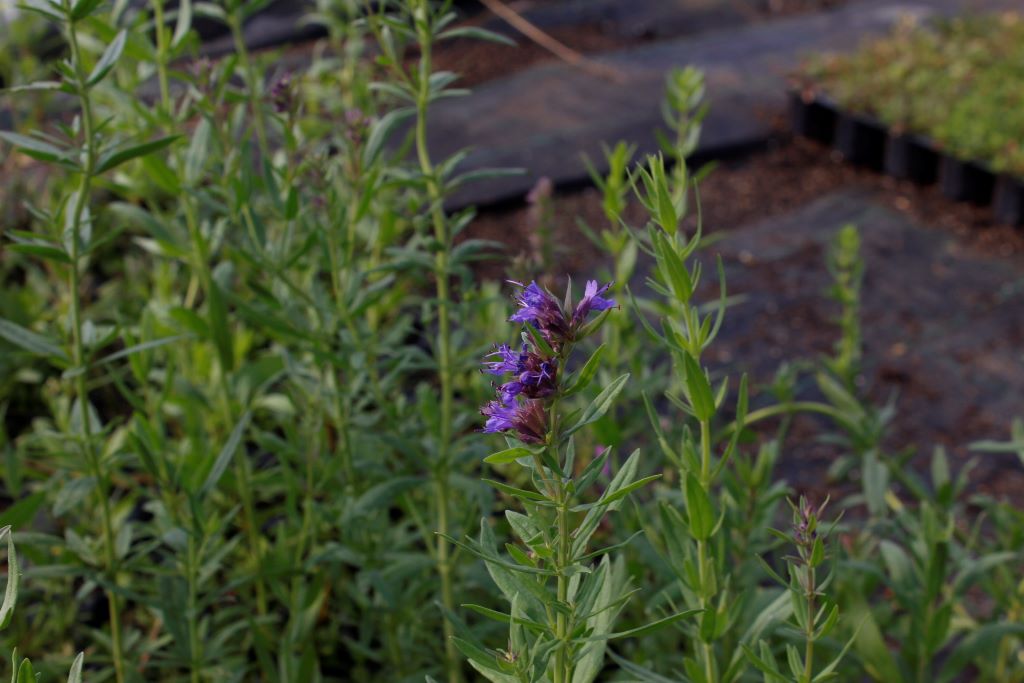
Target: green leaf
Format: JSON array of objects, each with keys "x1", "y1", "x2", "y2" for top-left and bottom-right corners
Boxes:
[
  {"x1": 7, "y1": 243, "x2": 72, "y2": 264},
  {"x1": 0, "y1": 318, "x2": 68, "y2": 362},
  {"x1": 481, "y1": 479, "x2": 547, "y2": 502},
  {"x1": 172, "y1": 0, "x2": 193, "y2": 48},
  {"x1": 206, "y1": 278, "x2": 234, "y2": 373},
  {"x1": 566, "y1": 373, "x2": 629, "y2": 436},
  {"x1": 17, "y1": 1, "x2": 65, "y2": 22},
  {"x1": 483, "y1": 446, "x2": 534, "y2": 465},
  {"x1": 653, "y1": 230, "x2": 692, "y2": 301},
  {"x1": 0, "y1": 131, "x2": 71, "y2": 165},
  {"x1": 585, "y1": 608, "x2": 702, "y2": 641},
  {"x1": 461, "y1": 603, "x2": 545, "y2": 632},
  {"x1": 682, "y1": 352, "x2": 714, "y2": 421},
  {"x1": 363, "y1": 106, "x2": 414, "y2": 166},
  {"x1": 200, "y1": 410, "x2": 251, "y2": 496},
  {"x1": 87, "y1": 30, "x2": 126, "y2": 86},
  {"x1": 685, "y1": 473, "x2": 715, "y2": 541},
  {"x1": 0, "y1": 527, "x2": 19, "y2": 630},
  {"x1": 65, "y1": 334, "x2": 190, "y2": 378},
  {"x1": 96, "y1": 135, "x2": 182, "y2": 174},
  {"x1": 15, "y1": 657, "x2": 33, "y2": 683},
  {"x1": 1, "y1": 81, "x2": 63, "y2": 94},
  {"x1": 596, "y1": 474, "x2": 661, "y2": 506},
  {"x1": 66, "y1": 653, "x2": 84, "y2": 683},
  {"x1": 71, "y1": 0, "x2": 105, "y2": 21},
  {"x1": 563, "y1": 343, "x2": 605, "y2": 396},
  {"x1": 184, "y1": 118, "x2": 211, "y2": 186},
  {"x1": 438, "y1": 26, "x2": 516, "y2": 46},
  {"x1": 0, "y1": 494, "x2": 46, "y2": 531},
  {"x1": 523, "y1": 322, "x2": 555, "y2": 358}
]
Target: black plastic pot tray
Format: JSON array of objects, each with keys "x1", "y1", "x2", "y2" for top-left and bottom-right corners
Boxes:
[{"x1": 789, "y1": 91, "x2": 1024, "y2": 227}]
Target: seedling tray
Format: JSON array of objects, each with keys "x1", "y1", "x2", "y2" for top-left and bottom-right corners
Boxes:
[{"x1": 788, "y1": 90, "x2": 1024, "y2": 226}]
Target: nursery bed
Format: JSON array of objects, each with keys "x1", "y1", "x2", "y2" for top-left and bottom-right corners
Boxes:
[
  {"x1": 467, "y1": 135, "x2": 1024, "y2": 501},
  {"x1": 791, "y1": 92, "x2": 1024, "y2": 224}
]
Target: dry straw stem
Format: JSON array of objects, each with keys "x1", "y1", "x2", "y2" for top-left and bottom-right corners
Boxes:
[{"x1": 477, "y1": 0, "x2": 627, "y2": 83}]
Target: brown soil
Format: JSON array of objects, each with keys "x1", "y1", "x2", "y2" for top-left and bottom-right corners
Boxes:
[{"x1": 469, "y1": 134, "x2": 1024, "y2": 274}]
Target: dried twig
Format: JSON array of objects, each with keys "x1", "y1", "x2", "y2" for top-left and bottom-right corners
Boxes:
[{"x1": 477, "y1": 0, "x2": 626, "y2": 83}]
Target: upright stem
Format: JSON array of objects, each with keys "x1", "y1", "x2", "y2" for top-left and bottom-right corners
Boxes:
[
  {"x1": 802, "y1": 565, "x2": 816, "y2": 683},
  {"x1": 411, "y1": 3, "x2": 459, "y2": 681},
  {"x1": 228, "y1": 8, "x2": 270, "y2": 161},
  {"x1": 554, "y1": 494, "x2": 570, "y2": 683},
  {"x1": 150, "y1": 0, "x2": 171, "y2": 113},
  {"x1": 697, "y1": 418, "x2": 715, "y2": 683},
  {"x1": 187, "y1": 533, "x2": 202, "y2": 683},
  {"x1": 546, "y1": 373, "x2": 571, "y2": 683},
  {"x1": 65, "y1": 18, "x2": 126, "y2": 683}
]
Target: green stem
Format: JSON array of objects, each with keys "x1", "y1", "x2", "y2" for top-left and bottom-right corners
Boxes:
[
  {"x1": 697, "y1": 418, "x2": 715, "y2": 683},
  {"x1": 150, "y1": 0, "x2": 171, "y2": 113},
  {"x1": 228, "y1": 9, "x2": 269, "y2": 161},
  {"x1": 411, "y1": 3, "x2": 459, "y2": 681},
  {"x1": 803, "y1": 567, "x2": 815, "y2": 683},
  {"x1": 548, "y1": 363, "x2": 571, "y2": 683},
  {"x1": 66, "y1": 18, "x2": 126, "y2": 683},
  {"x1": 554, "y1": 494, "x2": 570, "y2": 683},
  {"x1": 187, "y1": 533, "x2": 202, "y2": 683}
]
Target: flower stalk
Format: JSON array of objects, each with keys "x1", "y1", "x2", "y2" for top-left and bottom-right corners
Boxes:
[{"x1": 64, "y1": 13, "x2": 125, "y2": 683}]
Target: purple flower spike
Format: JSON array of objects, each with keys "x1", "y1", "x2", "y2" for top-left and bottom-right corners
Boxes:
[
  {"x1": 572, "y1": 280, "x2": 616, "y2": 325},
  {"x1": 483, "y1": 344, "x2": 525, "y2": 375}
]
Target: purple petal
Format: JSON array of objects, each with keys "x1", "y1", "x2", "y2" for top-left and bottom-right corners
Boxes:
[
  {"x1": 481, "y1": 400, "x2": 517, "y2": 433},
  {"x1": 573, "y1": 280, "x2": 616, "y2": 324}
]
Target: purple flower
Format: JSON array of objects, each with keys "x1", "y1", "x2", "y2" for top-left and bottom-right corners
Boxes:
[
  {"x1": 481, "y1": 400, "x2": 518, "y2": 434},
  {"x1": 483, "y1": 343, "x2": 558, "y2": 403},
  {"x1": 483, "y1": 344, "x2": 526, "y2": 376},
  {"x1": 572, "y1": 280, "x2": 616, "y2": 325},
  {"x1": 481, "y1": 399, "x2": 548, "y2": 444},
  {"x1": 509, "y1": 281, "x2": 570, "y2": 342},
  {"x1": 270, "y1": 73, "x2": 294, "y2": 113},
  {"x1": 507, "y1": 280, "x2": 615, "y2": 346}
]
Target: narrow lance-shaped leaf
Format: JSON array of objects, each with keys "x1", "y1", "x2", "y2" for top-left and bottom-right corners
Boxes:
[
  {"x1": 685, "y1": 472, "x2": 715, "y2": 541},
  {"x1": 87, "y1": 30, "x2": 127, "y2": 86},
  {"x1": 682, "y1": 351, "x2": 714, "y2": 422},
  {"x1": 96, "y1": 135, "x2": 182, "y2": 174},
  {"x1": 200, "y1": 410, "x2": 252, "y2": 496},
  {"x1": 565, "y1": 373, "x2": 629, "y2": 436},
  {"x1": 0, "y1": 527, "x2": 19, "y2": 630},
  {"x1": 483, "y1": 446, "x2": 534, "y2": 465},
  {"x1": 71, "y1": 0, "x2": 106, "y2": 21},
  {"x1": 563, "y1": 343, "x2": 605, "y2": 396},
  {"x1": 0, "y1": 131, "x2": 72, "y2": 166},
  {"x1": 172, "y1": 0, "x2": 193, "y2": 48},
  {"x1": 66, "y1": 653, "x2": 85, "y2": 683},
  {"x1": 0, "y1": 318, "x2": 69, "y2": 362}
]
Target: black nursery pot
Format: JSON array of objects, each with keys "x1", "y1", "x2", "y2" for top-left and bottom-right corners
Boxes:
[
  {"x1": 885, "y1": 132, "x2": 939, "y2": 185},
  {"x1": 835, "y1": 111, "x2": 886, "y2": 171},
  {"x1": 940, "y1": 156, "x2": 996, "y2": 205},
  {"x1": 993, "y1": 174, "x2": 1024, "y2": 227},
  {"x1": 789, "y1": 91, "x2": 838, "y2": 144}
]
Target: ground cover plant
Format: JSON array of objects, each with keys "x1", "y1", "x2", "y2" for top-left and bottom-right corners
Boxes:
[
  {"x1": 0, "y1": 1, "x2": 1023, "y2": 681},
  {"x1": 800, "y1": 11, "x2": 1024, "y2": 174}
]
